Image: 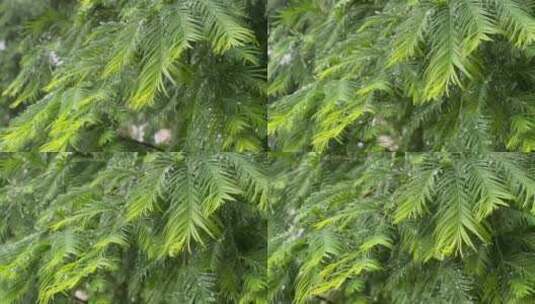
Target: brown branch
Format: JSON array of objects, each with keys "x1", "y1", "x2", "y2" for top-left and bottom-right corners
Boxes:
[{"x1": 117, "y1": 135, "x2": 165, "y2": 152}]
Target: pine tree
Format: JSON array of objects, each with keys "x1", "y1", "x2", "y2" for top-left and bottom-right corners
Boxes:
[
  {"x1": 0, "y1": 152, "x2": 268, "y2": 303},
  {"x1": 269, "y1": 152, "x2": 535, "y2": 303},
  {"x1": 267, "y1": 4, "x2": 535, "y2": 302},
  {"x1": 0, "y1": 1, "x2": 269, "y2": 303},
  {"x1": 6, "y1": 0, "x2": 535, "y2": 303},
  {"x1": 0, "y1": 0, "x2": 267, "y2": 152},
  {"x1": 269, "y1": 0, "x2": 535, "y2": 153}
]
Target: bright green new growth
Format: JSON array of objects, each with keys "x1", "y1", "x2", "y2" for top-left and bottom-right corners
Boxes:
[
  {"x1": 269, "y1": 0, "x2": 535, "y2": 152},
  {"x1": 0, "y1": 0, "x2": 266, "y2": 152},
  {"x1": 0, "y1": 152, "x2": 268, "y2": 304}
]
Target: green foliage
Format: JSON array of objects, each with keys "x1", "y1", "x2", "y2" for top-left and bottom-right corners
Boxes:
[
  {"x1": 269, "y1": 0, "x2": 535, "y2": 152},
  {"x1": 5, "y1": 1, "x2": 535, "y2": 304},
  {"x1": 0, "y1": 152, "x2": 268, "y2": 304},
  {"x1": 269, "y1": 153, "x2": 535, "y2": 303},
  {"x1": 3, "y1": 151, "x2": 535, "y2": 303},
  {"x1": 0, "y1": 0, "x2": 267, "y2": 152}
]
